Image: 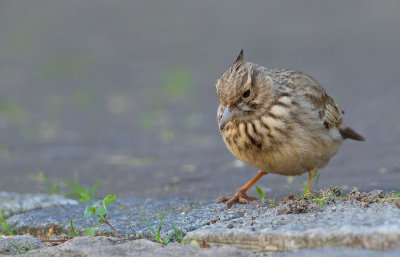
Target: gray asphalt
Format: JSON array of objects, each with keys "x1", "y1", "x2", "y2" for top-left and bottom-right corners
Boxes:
[{"x1": 0, "y1": 1, "x2": 399, "y2": 200}]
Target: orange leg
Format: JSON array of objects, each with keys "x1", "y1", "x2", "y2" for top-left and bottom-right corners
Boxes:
[
  {"x1": 303, "y1": 169, "x2": 318, "y2": 196},
  {"x1": 218, "y1": 171, "x2": 268, "y2": 208}
]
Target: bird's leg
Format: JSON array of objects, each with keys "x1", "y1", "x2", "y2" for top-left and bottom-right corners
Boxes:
[
  {"x1": 303, "y1": 168, "x2": 318, "y2": 196},
  {"x1": 218, "y1": 171, "x2": 268, "y2": 208}
]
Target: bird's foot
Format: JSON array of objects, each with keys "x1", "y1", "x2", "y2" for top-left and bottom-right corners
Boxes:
[
  {"x1": 302, "y1": 169, "x2": 318, "y2": 198},
  {"x1": 217, "y1": 189, "x2": 258, "y2": 208}
]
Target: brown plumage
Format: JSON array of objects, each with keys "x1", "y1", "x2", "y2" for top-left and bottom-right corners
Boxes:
[{"x1": 216, "y1": 50, "x2": 364, "y2": 208}]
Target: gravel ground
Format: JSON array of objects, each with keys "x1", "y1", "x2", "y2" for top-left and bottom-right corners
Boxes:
[{"x1": 1, "y1": 189, "x2": 400, "y2": 256}]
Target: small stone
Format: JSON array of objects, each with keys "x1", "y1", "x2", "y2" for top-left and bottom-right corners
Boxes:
[
  {"x1": 277, "y1": 204, "x2": 291, "y2": 215},
  {"x1": 348, "y1": 187, "x2": 363, "y2": 201},
  {"x1": 331, "y1": 187, "x2": 343, "y2": 197},
  {"x1": 0, "y1": 192, "x2": 78, "y2": 218},
  {"x1": 0, "y1": 236, "x2": 45, "y2": 255},
  {"x1": 227, "y1": 224, "x2": 234, "y2": 229},
  {"x1": 395, "y1": 200, "x2": 400, "y2": 209}
]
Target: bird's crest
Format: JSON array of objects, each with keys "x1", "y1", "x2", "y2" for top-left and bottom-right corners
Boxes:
[{"x1": 234, "y1": 49, "x2": 244, "y2": 64}]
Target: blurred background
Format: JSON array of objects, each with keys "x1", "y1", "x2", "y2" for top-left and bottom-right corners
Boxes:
[{"x1": 0, "y1": 0, "x2": 399, "y2": 200}]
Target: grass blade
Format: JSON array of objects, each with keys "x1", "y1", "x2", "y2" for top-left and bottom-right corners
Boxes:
[
  {"x1": 142, "y1": 213, "x2": 156, "y2": 239},
  {"x1": 1, "y1": 209, "x2": 14, "y2": 236},
  {"x1": 70, "y1": 220, "x2": 78, "y2": 237},
  {"x1": 157, "y1": 213, "x2": 166, "y2": 240},
  {"x1": 8, "y1": 242, "x2": 23, "y2": 254}
]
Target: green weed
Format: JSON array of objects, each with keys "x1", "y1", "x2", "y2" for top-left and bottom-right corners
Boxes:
[
  {"x1": 255, "y1": 186, "x2": 276, "y2": 208},
  {"x1": 379, "y1": 185, "x2": 400, "y2": 202},
  {"x1": 8, "y1": 240, "x2": 28, "y2": 255},
  {"x1": 267, "y1": 198, "x2": 277, "y2": 208},
  {"x1": 304, "y1": 192, "x2": 337, "y2": 208},
  {"x1": 64, "y1": 172, "x2": 100, "y2": 203},
  {"x1": 84, "y1": 194, "x2": 122, "y2": 238},
  {"x1": 1, "y1": 208, "x2": 14, "y2": 236},
  {"x1": 142, "y1": 212, "x2": 171, "y2": 244},
  {"x1": 65, "y1": 219, "x2": 79, "y2": 238},
  {"x1": 170, "y1": 218, "x2": 185, "y2": 245}
]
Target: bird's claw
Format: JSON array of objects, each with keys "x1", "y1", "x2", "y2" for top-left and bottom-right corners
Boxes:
[{"x1": 217, "y1": 189, "x2": 258, "y2": 208}]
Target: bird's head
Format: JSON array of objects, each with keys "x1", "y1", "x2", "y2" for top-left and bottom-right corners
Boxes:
[{"x1": 216, "y1": 49, "x2": 272, "y2": 130}]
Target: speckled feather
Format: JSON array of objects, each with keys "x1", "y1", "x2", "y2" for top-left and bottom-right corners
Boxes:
[{"x1": 216, "y1": 50, "x2": 364, "y2": 176}]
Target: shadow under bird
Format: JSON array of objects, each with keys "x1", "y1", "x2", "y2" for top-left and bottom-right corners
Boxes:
[{"x1": 216, "y1": 49, "x2": 364, "y2": 208}]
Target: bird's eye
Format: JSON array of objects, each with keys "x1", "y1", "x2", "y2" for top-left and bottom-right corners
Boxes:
[{"x1": 242, "y1": 89, "x2": 251, "y2": 98}]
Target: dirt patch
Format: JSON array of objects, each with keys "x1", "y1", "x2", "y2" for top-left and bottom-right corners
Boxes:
[
  {"x1": 277, "y1": 197, "x2": 318, "y2": 215},
  {"x1": 347, "y1": 187, "x2": 384, "y2": 202},
  {"x1": 277, "y1": 187, "x2": 387, "y2": 215}
]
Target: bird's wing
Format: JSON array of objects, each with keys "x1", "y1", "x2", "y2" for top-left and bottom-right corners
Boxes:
[
  {"x1": 291, "y1": 71, "x2": 343, "y2": 130},
  {"x1": 307, "y1": 87, "x2": 343, "y2": 130},
  {"x1": 296, "y1": 72, "x2": 365, "y2": 141}
]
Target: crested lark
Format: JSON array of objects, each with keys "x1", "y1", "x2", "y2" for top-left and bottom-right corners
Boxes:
[{"x1": 216, "y1": 50, "x2": 364, "y2": 208}]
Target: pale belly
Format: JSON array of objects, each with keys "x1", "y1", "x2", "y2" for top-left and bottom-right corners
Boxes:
[
  {"x1": 234, "y1": 141, "x2": 341, "y2": 175},
  {"x1": 221, "y1": 125, "x2": 342, "y2": 176}
]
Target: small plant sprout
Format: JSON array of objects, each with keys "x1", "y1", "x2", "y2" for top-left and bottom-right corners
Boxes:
[
  {"x1": 255, "y1": 186, "x2": 276, "y2": 208},
  {"x1": 1, "y1": 208, "x2": 14, "y2": 236},
  {"x1": 8, "y1": 240, "x2": 28, "y2": 255},
  {"x1": 304, "y1": 192, "x2": 336, "y2": 208},
  {"x1": 267, "y1": 198, "x2": 277, "y2": 208},
  {"x1": 84, "y1": 194, "x2": 122, "y2": 238},
  {"x1": 65, "y1": 172, "x2": 100, "y2": 203},
  {"x1": 255, "y1": 186, "x2": 265, "y2": 199},
  {"x1": 65, "y1": 220, "x2": 79, "y2": 238},
  {"x1": 170, "y1": 218, "x2": 185, "y2": 245},
  {"x1": 142, "y1": 212, "x2": 170, "y2": 244},
  {"x1": 395, "y1": 164, "x2": 400, "y2": 172},
  {"x1": 378, "y1": 185, "x2": 400, "y2": 202}
]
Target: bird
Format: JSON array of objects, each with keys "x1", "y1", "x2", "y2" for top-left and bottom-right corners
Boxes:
[{"x1": 216, "y1": 49, "x2": 364, "y2": 208}]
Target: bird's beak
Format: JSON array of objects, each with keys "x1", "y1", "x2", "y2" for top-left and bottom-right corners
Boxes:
[{"x1": 219, "y1": 105, "x2": 238, "y2": 131}]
